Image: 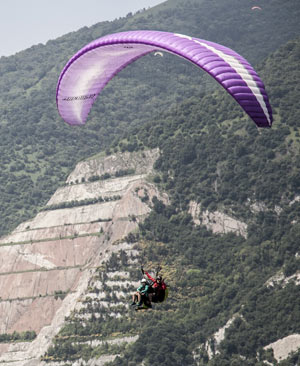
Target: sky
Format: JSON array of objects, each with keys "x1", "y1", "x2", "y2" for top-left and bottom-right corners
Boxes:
[{"x1": 0, "y1": 0, "x2": 165, "y2": 57}]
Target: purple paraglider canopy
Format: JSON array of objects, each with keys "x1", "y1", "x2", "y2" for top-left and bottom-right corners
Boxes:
[{"x1": 56, "y1": 30, "x2": 272, "y2": 128}]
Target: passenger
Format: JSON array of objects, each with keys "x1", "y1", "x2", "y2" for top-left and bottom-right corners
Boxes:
[{"x1": 131, "y1": 278, "x2": 150, "y2": 307}]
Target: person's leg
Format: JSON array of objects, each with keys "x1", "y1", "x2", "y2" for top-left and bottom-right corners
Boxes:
[
  {"x1": 137, "y1": 292, "x2": 142, "y2": 306},
  {"x1": 131, "y1": 292, "x2": 138, "y2": 305}
]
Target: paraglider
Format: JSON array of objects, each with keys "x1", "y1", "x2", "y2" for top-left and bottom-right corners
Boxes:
[
  {"x1": 154, "y1": 51, "x2": 164, "y2": 57},
  {"x1": 56, "y1": 30, "x2": 272, "y2": 128},
  {"x1": 252, "y1": 6, "x2": 262, "y2": 10},
  {"x1": 131, "y1": 267, "x2": 168, "y2": 310}
]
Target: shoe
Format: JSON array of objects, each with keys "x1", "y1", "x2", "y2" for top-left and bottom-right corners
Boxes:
[
  {"x1": 137, "y1": 302, "x2": 142, "y2": 306},
  {"x1": 131, "y1": 302, "x2": 136, "y2": 306}
]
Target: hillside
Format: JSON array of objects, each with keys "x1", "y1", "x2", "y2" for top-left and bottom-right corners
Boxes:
[{"x1": 0, "y1": 0, "x2": 299, "y2": 236}]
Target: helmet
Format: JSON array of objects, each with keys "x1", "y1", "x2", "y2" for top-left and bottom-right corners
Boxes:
[
  {"x1": 156, "y1": 276, "x2": 162, "y2": 281},
  {"x1": 141, "y1": 279, "x2": 147, "y2": 283}
]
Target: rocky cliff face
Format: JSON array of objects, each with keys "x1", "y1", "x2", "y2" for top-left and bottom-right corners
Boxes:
[
  {"x1": 188, "y1": 201, "x2": 248, "y2": 238},
  {"x1": 0, "y1": 148, "x2": 166, "y2": 365}
]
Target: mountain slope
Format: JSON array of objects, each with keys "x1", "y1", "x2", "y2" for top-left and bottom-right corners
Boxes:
[{"x1": 0, "y1": 149, "x2": 164, "y2": 365}]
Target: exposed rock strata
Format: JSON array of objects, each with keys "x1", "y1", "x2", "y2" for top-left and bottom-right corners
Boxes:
[
  {"x1": 264, "y1": 334, "x2": 300, "y2": 362},
  {"x1": 0, "y1": 148, "x2": 165, "y2": 365},
  {"x1": 66, "y1": 149, "x2": 160, "y2": 185}
]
